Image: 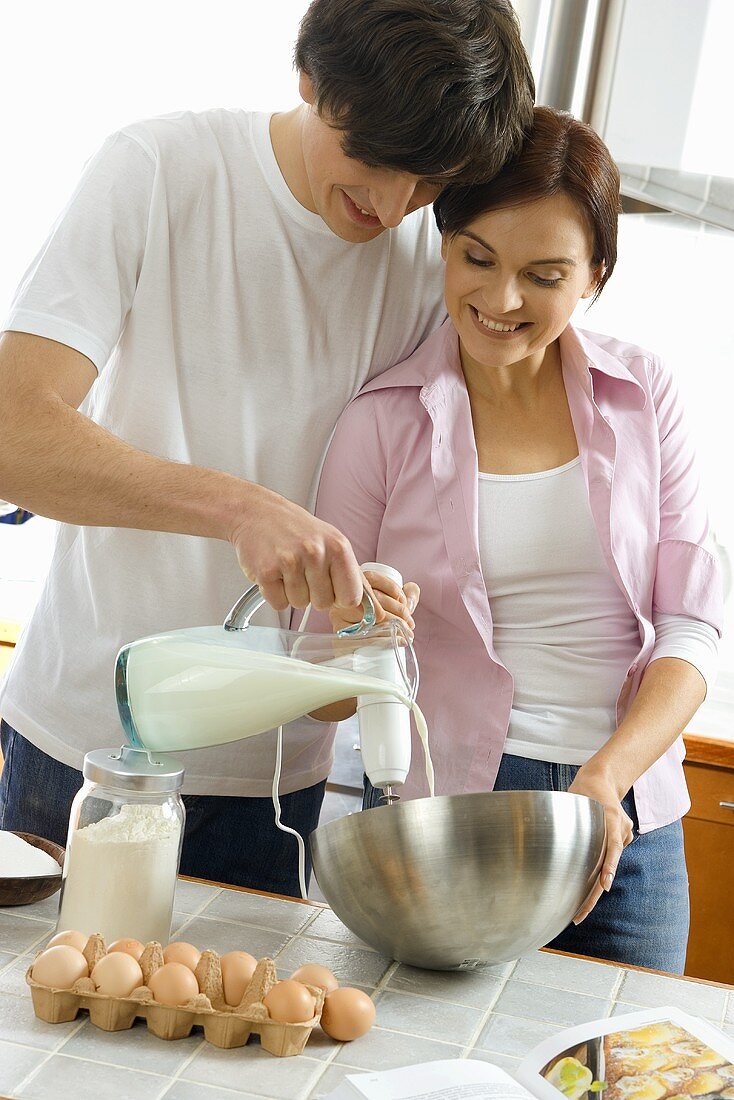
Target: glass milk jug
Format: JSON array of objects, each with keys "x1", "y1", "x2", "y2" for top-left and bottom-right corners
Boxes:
[{"x1": 57, "y1": 746, "x2": 185, "y2": 945}]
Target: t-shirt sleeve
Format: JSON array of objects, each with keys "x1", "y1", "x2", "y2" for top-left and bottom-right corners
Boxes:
[
  {"x1": 3, "y1": 130, "x2": 156, "y2": 371},
  {"x1": 299, "y1": 393, "x2": 388, "y2": 636}
]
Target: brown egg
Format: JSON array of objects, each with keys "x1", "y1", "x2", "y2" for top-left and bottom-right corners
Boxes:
[
  {"x1": 263, "y1": 979, "x2": 316, "y2": 1023},
  {"x1": 162, "y1": 941, "x2": 201, "y2": 970},
  {"x1": 31, "y1": 945, "x2": 89, "y2": 989},
  {"x1": 46, "y1": 930, "x2": 88, "y2": 952},
  {"x1": 148, "y1": 962, "x2": 200, "y2": 1006},
  {"x1": 220, "y1": 951, "x2": 258, "y2": 1007},
  {"x1": 91, "y1": 952, "x2": 144, "y2": 997},
  {"x1": 108, "y1": 938, "x2": 145, "y2": 962},
  {"x1": 320, "y1": 987, "x2": 376, "y2": 1041},
  {"x1": 290, "y1": 963, "x2": 339, "y2": 994}
]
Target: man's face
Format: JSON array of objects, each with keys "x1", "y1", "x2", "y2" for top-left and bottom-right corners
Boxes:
[{"x1": 298, "y1": 74, "x2": 444, "y2": 242}]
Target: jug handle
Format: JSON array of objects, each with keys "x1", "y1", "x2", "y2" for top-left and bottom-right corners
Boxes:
[{"x1": 223, "y1": 583, "x2": 377, "y2": 635}]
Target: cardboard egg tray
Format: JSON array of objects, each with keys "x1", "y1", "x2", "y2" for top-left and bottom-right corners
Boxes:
[{"x1": 25, "y1": 934, "x2": 325, "y2": 1057}]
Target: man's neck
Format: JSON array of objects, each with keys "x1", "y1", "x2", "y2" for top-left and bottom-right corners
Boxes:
[{"x1": 269, "y1": 107, "x2": 316, "y2": 213}]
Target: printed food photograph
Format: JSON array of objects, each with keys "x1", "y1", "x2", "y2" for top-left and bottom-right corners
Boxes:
[{"x1": 542, "y1": 1023, "x2": 734, "y2": 1100}]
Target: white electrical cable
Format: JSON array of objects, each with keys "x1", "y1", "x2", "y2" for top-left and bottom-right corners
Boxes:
[{"x1": 269, "y1": 602, "x2": 313, "y2": 900}]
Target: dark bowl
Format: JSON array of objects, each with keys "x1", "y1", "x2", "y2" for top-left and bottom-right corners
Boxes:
[{"x1": 0, "y1": 832, "x2": 65, "y2": 907}]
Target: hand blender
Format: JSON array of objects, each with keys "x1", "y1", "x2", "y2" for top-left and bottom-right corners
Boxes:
[{"x1": 355, "y1": 562, "x2": 413, "y2": 805}]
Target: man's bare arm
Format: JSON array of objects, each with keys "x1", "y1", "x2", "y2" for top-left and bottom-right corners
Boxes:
[{"x1": 0, "y1": 331, "x2": 364, "y2": 611}]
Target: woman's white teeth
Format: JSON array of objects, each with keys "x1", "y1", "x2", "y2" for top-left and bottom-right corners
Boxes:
[{"x1": 476, "y1": 310, "x2": 522, "y2": 332}]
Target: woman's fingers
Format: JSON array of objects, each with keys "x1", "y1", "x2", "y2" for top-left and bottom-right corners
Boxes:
[
  {"x1": 572, "y1": 805, "x2": 634, "y2": 924},
  {"x1": 403, "y1": 581, "x2": 421, "y2": 612}
]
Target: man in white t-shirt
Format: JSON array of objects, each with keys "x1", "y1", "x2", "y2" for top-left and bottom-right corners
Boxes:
[{"x1": 0, "y1": 0, "x2": 533, "y2": 894}]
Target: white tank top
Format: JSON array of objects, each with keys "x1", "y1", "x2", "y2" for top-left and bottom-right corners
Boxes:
[{"x1": 477, "y1": 457, "x2": 642, "y2": 763}]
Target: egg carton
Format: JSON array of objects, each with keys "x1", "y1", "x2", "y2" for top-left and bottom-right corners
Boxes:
[{"x1": 25, "y1": 934, "x2": 325, "y2": 1057}]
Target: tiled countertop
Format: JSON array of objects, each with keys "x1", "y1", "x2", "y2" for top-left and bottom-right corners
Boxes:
[{"x1": 1, "y1": 880, "x2": 733, "y2": 1100}]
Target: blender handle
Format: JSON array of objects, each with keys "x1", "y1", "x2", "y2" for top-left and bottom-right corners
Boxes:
[{"x1": 224, "y1": 583, "x2": 377, "y2": 635}]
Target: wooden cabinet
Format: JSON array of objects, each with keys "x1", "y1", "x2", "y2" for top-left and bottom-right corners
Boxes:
[{"x1": 683, "y1": 737, "x2": 734, "y2": 985}]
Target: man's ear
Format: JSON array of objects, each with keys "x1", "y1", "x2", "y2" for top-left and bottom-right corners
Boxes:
[{"x1": 299, "y1": 70, "x2": 317, "y2": 106}]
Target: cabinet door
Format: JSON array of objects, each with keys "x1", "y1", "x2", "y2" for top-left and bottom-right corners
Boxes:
[{"x1": 683, "y1": 762, "x2": 734, "y2": 984}]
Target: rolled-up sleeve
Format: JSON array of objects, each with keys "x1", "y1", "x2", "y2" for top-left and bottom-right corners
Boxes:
[{"x1": 651, "y1": 358, "x2": 724, "y2": 635}]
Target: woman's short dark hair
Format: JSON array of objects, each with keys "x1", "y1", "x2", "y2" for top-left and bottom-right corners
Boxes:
[
  {"x1": 434, "y1": 107, "x2": 621, "y2": 300},
  {"x1": 294, "y1": 0, "x2": 534, "y2": 185}
]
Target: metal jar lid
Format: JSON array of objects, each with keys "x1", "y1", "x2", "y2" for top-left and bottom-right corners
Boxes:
[{"x1": 82, "y1": 746, "x2": 185, "y2": 793}]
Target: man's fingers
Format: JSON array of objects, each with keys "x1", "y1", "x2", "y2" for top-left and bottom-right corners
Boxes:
[{"x1": 257, "y1": 577, "x2": 290, "y2": 611}]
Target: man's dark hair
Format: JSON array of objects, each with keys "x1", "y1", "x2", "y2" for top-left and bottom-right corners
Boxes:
[
  {"x1": 294, "y1": 0, "x2": 534, "y2": 184},
  {"x1": 434, "y1": 106, "x2": 621, "y2": 301}
]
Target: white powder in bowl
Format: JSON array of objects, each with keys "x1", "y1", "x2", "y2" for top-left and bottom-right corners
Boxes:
[
  {"x1": 0, "y1": 831, "x2": 61, "y2": 878},
  {"x1": 57, "y1": 803, "x2": 181, "y2": 943}
]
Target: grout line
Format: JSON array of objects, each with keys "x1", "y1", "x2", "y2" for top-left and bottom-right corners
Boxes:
[
  {"x1": 152, "y1": 1036, "x2": 208, "y2": 1100},
  {"x1": 460, "y1": 964, "x2": 515, "y2": 1058},
  {"x1": 9, "y1": 1016, "x2": 88, "y2": 1095}
]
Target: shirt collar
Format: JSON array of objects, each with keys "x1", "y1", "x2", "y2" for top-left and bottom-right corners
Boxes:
[{"x1": 360, "y1": 317, "x2": 647, "y2": 408}]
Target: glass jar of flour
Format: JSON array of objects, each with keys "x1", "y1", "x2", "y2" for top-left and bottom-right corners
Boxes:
[{"x1": 57, "y1": 746, "x2": 185, "y2": 944}]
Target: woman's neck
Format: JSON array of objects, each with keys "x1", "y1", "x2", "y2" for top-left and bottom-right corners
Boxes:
[{"x1": 459, "y1": 339, "x2": 562, "y2": 410}]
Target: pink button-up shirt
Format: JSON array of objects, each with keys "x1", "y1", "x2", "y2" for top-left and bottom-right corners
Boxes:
[{"x1": 314, "y1": 319, "x2": 724, "y2": 832}]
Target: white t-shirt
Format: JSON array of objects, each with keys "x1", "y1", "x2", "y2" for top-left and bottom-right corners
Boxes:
[
  {"x1": 477, "y1": 458, "x2": 718, "y2": 763},
  {"x1": 0, "y1": 108, "x2": 446, "y2": 795}
]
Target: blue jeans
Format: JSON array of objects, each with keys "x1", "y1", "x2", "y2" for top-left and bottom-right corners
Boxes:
[
  {"x1": 0, "y1": 721, "x2": 325, "y2": 898},
  {"x1": 364, "y1": 754, "x2": 690, "y2": 973}
]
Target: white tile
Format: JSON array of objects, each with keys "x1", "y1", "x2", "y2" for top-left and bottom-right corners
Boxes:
[
  {"x1": 0, "y1": 992, "x2": 83, "y2": 1051},
  {"x1": 275, "y1": 937, "x2": 391, "y2": 988},
  {"x1": 302, "y1": 908, "x2": 373, "y2": 949},
  {"x1": 182, "y1": 1043, "x2": 324, "y2": 1099},
  {"x1": 60, "y1": 1016, "x2": 205, "y2": 1075},
  {"x1": 171, "y1": 915, "x2": 291, "y2": 961},
  {"x1": 468, "y1": 1049, "x2": 522, "y2": 1073},
  {"x1": 332, "y1": 1026, "x2": 463, "y2": 1072},
  {"x1": 172, "y1": 879, "x2": 223, "y2": 915},
  {"x1": 493, "y1": 979, "x2": 611, "y2": 1027},
  {"x1": 0, "y1": 914, "x2": 53, "y2": 955},
  {"x1": 204, "y1": 891, "x2": 315, "y2": 936},
  {"x1": 0, "y1": 1040, "x2": 48, "y2": 1094},
  {"x1": 16, "y1": 1052, "x2": 166, "y2": 1099},
  {"x1": 475, "y1": 1011, "x2": 564, "y2": 1057},
  {"x1": 0, "y1": 955, "x2": 34, "y2": 997},
  {"x1": 512, "y1": 952, "x2": 620, "y2": 999},
  {"x1": 618, "y1": 970, "x2": 728, "y2": 1021},
  {"x1": 370, "y1": 989, "x2": 483, "y2": 1045},
  {"x1": 163, "y1": 1082, "x2": 263, "y2": 1100},
  {"x1": 308, "y1": 1063, "x2": 364, "y2": 1099},
  {"x1": 386, "y1": 962, "x2": 506, "y2": 1009}
]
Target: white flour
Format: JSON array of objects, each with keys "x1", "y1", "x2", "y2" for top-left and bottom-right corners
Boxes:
[
  {"x1": 0, "y1": 831, "x2": 61, "y2": 878},
  {"x1": 57, "y1": 803, "x2": 181, "y2": 943}
]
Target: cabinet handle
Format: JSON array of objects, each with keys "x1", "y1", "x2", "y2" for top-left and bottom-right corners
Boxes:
[{"x1": 719, "y1": 801, "x2": 734, "y2": 811}]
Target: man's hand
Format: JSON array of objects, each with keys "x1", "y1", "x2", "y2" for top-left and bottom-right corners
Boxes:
[
  {"x1": 568, "y1": 761, "x2": 634, "y2": 924},
  {"x1": 229, "y1": 483, "x2": 365, "y2": 612},
  {"x1": 329, "y1": 569, "x2": 419, "y2": 636}
]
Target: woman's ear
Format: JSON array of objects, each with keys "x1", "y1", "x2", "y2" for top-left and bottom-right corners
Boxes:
[
  {"x1": 440, "y1": 234, "x2": 449, "y2": 263},
  {"x1": 298, "y1": 70, "x2": 317, "y2": 106},
  {"x1": 581, "y1": 263, "x2": 605, "y2": 299}
]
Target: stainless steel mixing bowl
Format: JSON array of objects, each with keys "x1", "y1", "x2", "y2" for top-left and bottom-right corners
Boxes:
[{"x1": 310, "y1": 791, "x2": 605, "y2": 970}]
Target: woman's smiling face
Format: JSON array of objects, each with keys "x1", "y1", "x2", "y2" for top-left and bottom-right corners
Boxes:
[{"x1": 442, "y1": 191, "x2": 602, "y2": 372}]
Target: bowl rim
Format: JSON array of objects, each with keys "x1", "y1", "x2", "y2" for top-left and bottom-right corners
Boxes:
[{"x1": 0, "y1": 830, "x2": 65, "y2": 885}]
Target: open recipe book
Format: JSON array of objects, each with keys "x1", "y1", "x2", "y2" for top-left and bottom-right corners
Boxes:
[{"x1": 326, "y1": 1008, "x2": 734, "y2": 1100}]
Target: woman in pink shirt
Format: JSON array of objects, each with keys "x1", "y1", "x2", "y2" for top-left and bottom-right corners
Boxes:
[{"x1": 314, "y1": 108, "x2": 723, "y2": 971}]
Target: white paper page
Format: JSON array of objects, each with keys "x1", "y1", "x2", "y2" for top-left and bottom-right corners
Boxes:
[
  {"x1": 516, "y1": 1006, "x2": 734, "y2": 1100},
  {"x1": 330, "y1": 1058, "x2": 534, "y2": 1100}
]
